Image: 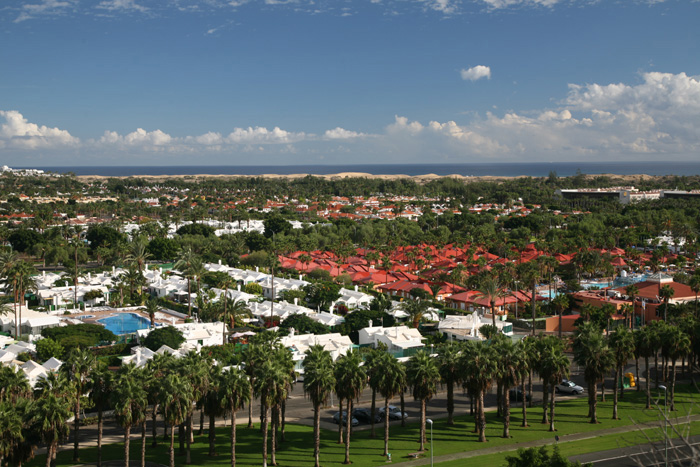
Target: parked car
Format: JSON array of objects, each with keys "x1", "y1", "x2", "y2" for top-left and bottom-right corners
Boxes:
[
  {"x1": 352, "y1": 407, "x2": 382, "y2": 424},
  {"x1": 508, "y1": 387, "x2": 531, "y2": 403},
  {"x1": 378, "y1": 405, "x2": 408, "y2": 420},
  {"x1": 555, "y1": 380, "x2": 584, "y2": 395},
  {"x1": 332, "y1": 411, "x2": 359, "y2": 426}
]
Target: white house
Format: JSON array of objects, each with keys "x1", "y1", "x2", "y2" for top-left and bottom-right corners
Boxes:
[{"x1": 358, "y1": 325, "x2": 424, "y2": 353}]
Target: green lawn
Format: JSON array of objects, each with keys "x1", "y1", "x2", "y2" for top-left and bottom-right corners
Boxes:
[{"x1": 35, "y1": 385, "x2": 699, "y2": 466}]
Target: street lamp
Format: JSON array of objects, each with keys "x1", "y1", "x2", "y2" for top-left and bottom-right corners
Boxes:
[
  {"x1": 426, "y1": 419, "x2": 433, "y2": 467},
  {"x1": 658, "y1": 385, "x2": 668, "y2": 467}
]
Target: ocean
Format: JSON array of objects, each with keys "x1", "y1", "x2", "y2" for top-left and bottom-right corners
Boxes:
[{"x1": 18, "y1": 161, "x2": 700, "y2": 177}]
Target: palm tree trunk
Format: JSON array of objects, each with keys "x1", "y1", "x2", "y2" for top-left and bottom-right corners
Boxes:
[
  {"x1": 45, "y1": 442, "x2": 53, "y2": 467},
  {"x1": 230, "y1": 408, "x2": 237, "y2": 467},
  {"x1": 280, "y1": 399, "x2": 286, "y2": 443},
  {"x1": 271, "y1": 406, "x2": 277, "y2": 467},
  {"x1": 383, "y1": 397, "x2": 391, "y2": 456},
  {"x1": 670, "y1": 358, "x2": 677, "y2": 411},
  {"x1": 313, "y1": 404, "x2": 321, "y2": 467},
  {"x1": 186, "y1": 413, "x2": 192, "y2": 464},
  {"x1": 548, "y1": 384, "x2": 556, "y2": 432},
  {"x1": 400, "y1": 391, "x2": 406, "y2": 427},
  {"x1": 337, "y1": 398, "x2": 344, "y2": 444},
  {"x1": 478, "y1": 390, "x2": 486, "y2": 442},
  {"x1": 199, "y1": 408, "x2": 204, "y2": 436},
  {"x1": 590, "y1": 382, "x2": 598, "y2": 424},
  {"x1": 151, "y1": 405, "x2": 159, "y2": 447},
  {"x1": 447, "y1": 381, "x2": 454, "y2": 425},
  {"x1": 613, "y1": 366, "x2": 619, "y2": 419},
  {"x1": 531, "y1": 283, "x2": 537, "y2": 336},
  {"x1": 419, "y1": 399, "x2": 426, "y2": 450},
  {"x1": 635, "y1": 356, "x2": 640, "y2": 393},
  {"x1": 141, "y1": 420, "x2": 147, "y2": 467},
  {"x1": 73, "y1": 395, "x2": 80, "y2": 462},
  {"x1": 187, "y1": 278, "x2": 192, "y2": 317},
  {"x1": 248, "y1": 400, "x2": 253, "y2": 428},
  {"x1": 528, "y1": 370, "x2": 533, "y2": 408},
  {"x1": 370, "y1": 389, "x2": 377, "y2": 438},
  {"x1": 541, "y1": 383, "x2": 548, "y2": 424},
  {"x1": 209, "y1": 410, "x2": 216, "y2": 457},
  {"x1": 655, "y1": 352, "x2": 659, "y2": 387},
  {"x1": 521, "y1": 378, "x2": 528, "y2": 427},
  {"x1": 170, "y1": 424, "x2": 176, "y2": 467},
  {"x1": 262, "y1": 405, "x2": 269, "y2": 467},
  {"x1": 503, "y1": 386, "x2": 511, "y2": 438},
  {"x1": 124, "y1": 426, "x2": 131, "y2": 467},
  {"x1": 97, "y1": 409, "x2": 104, "y2": 467},
  {"x1": 645, "y1": 356, "x2": 651, "y2": 409},
  {"x1": 344, "y1": 399, "x2": 353, "y2": 464}
]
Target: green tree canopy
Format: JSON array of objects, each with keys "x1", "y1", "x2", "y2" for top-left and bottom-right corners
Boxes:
[{"x1": 142, "y1": 326, "x2": 185, "y2": 351}]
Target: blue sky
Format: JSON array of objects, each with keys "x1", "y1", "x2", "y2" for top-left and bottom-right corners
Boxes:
[{"x1": 1, "y1": 0, "x2": 699, "y2": 167}]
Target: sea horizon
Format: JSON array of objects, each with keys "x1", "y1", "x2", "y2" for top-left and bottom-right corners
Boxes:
[{"x1": 13, "y1": 161, "x2": 700, "y2": 178}]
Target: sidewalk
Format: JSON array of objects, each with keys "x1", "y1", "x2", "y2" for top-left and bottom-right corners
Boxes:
[{"x1": 391, "y1": 414, "x2": 700, "y2": 465}]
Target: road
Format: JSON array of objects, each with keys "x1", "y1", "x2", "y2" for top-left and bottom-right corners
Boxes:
[{"x1": 570, "y1": 435, "x2": 700, "y2": 467}]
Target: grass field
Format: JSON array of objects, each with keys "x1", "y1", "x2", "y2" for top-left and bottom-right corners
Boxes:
[{"x1": 34, "y1": 385, "x2": 699, "y2": 466}]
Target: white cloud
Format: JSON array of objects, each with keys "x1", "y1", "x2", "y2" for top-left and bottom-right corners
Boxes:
[
  {"x1": 460, "y1": 65, "x2": 491, "y2": 81},
  {"x1": 14, "y1": 0, "x2": 75, "y2": 22},
  {"x1": 425, "y1": 0, "x2": 456, "y2": 14},
  {"x1": 479, "y1": 0, "x2": 560, "y2": 9},
  {"x1": 0, "y1": 110, "x2": 79, "y2": 149},
  {"x1": 323, "y1": 127, "x2": 365, "y2": 140},
  {"x1": 224, "y1": 126, "x2": 306, "y2": 144},
  {"x1": 96, "y1": 0, "x2": 148, "y2": 12}
]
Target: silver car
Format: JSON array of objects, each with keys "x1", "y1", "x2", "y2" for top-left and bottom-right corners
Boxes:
[{"x1": 555, "y1": 380, "x2": 584, "y2": 395}]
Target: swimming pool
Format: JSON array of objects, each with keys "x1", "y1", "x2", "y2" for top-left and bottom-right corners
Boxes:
[{"x1": 98, "y1": 313, "x2": 151, "y2": 335}]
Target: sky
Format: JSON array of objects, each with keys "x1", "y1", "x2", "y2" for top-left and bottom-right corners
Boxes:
[{"x1": 1, "y1": 0, "x2": 699, "y2": 167}]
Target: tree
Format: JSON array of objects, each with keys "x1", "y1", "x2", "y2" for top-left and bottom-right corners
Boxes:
[
  {"x1": 573, "y1": 323, "x2": 613, "y2": 424},
  {"x1": 302, "y1": 345, "x2": 335, "y2": 467},
  {"x1": 460, "y1": 341, "x2": 496, "y2": 442},
  {"x1": 551, "y1": 293, "x2": 570, "y2": 338},
  {"x1": 663, "y1": 326, "x2": 691, "y2": 411},
  {"x1": 32, "y1": 391, "x2": 72, "y2": 467},
  {"x1": 493, "y1": 336, "x2": 523, "y2": 438},
  {"x1": 0, "y1": 400, "x2": 25, "y2": 466},
  {"x1": 90, "y1": 365, "x2": 114, "y2": 467},
  {"x1": 144, "y1": 296, "x2": 159, "y2": 329},
  {"x1": 159, "y1": 373, "x2": 193, "y2": 467},
  {"x1": 36, "y1": 338, "x2": 65, "y2": 362},
  {"x1": 475, "y1": 276, "x2": 507, "y2": 328},
  {"x1": 221, "y1": 299, "x2": 251, "y2": 345},
  {"x1": 147, "y1": 237, "x2": 180, "y2": 261},
  {"x1": 335, "y1": 350, "x2": 366, "y2": 464},
  {"x1": 142, "y1": 326, "x2": 185, "y2": 352},
  {"x1": 175, "y1": 247, "x2": 201, "y2": 316},
  {"x1": 254, "y1": 355, "x2": 289, "y2": 467},
  {"x1": 437, "y1": 342, "x2": 461, "y2": 426},
  {"x1": 607, "y1": 327, "x2": 634, "y2": 419},
  {"x1": 538, "y1": 338, "x2": 570, "y2": 432},
  {"x1": 219, "y1": 366, "x2": 251, "y2": 467},
  {"x1": 625, "y1": 284, "x2": 640, "y2": 325},
  {"x1": 112, "y1": 365, "x2": 148, "y2": 467},
  {"x1": 506, "y1": 445, "x2": 591, "y2": 467},
  {"x1": 406, "y1": 350, "x2": 439, "y2": 451},
  {"x1": 303, "y1": 282, "x2": 341, "y2": 311},
  {"x1": 659, "y1": 284, "x2": 675, "y2": 321},
  {"x1": 377, "y1": 353, "x2": 405, "y2": 456},
  {"x1": 400, "y1": 298, "x2": 430, "y2": 329},
  {"x1": 61, "y1": 348, "x2": 96, "y2": 462}
]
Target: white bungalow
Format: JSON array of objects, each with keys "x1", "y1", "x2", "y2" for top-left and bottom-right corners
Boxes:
[{"x1": 358, "y1": 325, "x2": 424, "y2": 353}]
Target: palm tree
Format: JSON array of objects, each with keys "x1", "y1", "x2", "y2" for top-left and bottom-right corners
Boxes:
[
  {"x1": 335, "y1": 350, "x2": 366, "y2": 464},
  {"x1": 625, "y1": 284, "x2": 639, "y2": 325},
  {"x1": 174, "y1": 247, "x2": 201, "y2": 316},
  {"x1": 219, "y1": 366, "x2": 251, "y2": 467},
  {"x1": 0, "y1": 400, "x2": 24, "y2": 466},
  {"x1": 61, "y1": 348, "x2": 96, "y2": 462},
  {"x1": 539, "y1": 339, "x2": 569, "y2": 432},
  {"x1": 0, "y1": 365, "x2": 31, "y2": 404},
  {"x1": 461, "y1": 341, "x2": 496, "y2": 442},
  {"x1": 127, "y1": 240, "x2": 152, "y2": 285},
  {"x1": 551, "y1": 294, "x2": 570, "y2": 338},
  {"x1": 664, "y1": 326, "x2": 691, "y2": 411},
  {"x1": 493, "y1": 336, "x2": 521, "y2": 438},
  {"x1": 377, "y1": 353, "x2": 405, "y2": 457},
  {"x1": 400, "y1": 298, "x2": 430, "y2": 329},
  {"x1": 517, "y1": 261, "x2": 542, "y2": 335},
  {"x1": 217, "y1": 273, "x2": 237, "y2": 342},
  {"x1": 159, "y1": 373, "x2": 193, "y2": 467},
  {"x1": 112, "y1": 364, "x2": 148, "y2": 467},
  {"x1": 437, "y1": 342, "x2": 461, "y2": 426},
  {"x1": 365, "y1": 346, "x2": 385, "y2": 438},
  {"x1": 475, "y1": 276, "x2": 506, "y2": 328},
  {"x1": 515, "y1": 339, "x2": 532, "y2": 427},
  {"x1": 144, "y1": 296, "x2": 159, "y2": 328},
  {"x1": 659, "y1": 284, "x2": 675, "y2": 322},
  {"x1": 406, "y1": 350, "x2": 439, "y2": 451},
  {"x1": 573, "y1": 323, "x2": 613, "y2": 424},
  {"x1": 302, "y1": 345, "x2": 336, "y2": 467},
  {"x1": 145, "y1": 352, "x2": 175, "y2": 446},
  {"x1": 180, "y1": 352, "x2": 210, "y2": 464},
  {"x1": 90, "y1": 364, "x2": 114, "y2": 467},
  {"x1": 607, "y1": 327, "x2": 634, "y2": 419},
  {"x1": 689, "y1": 274, "x2": 700, "y2": 316},
  {"x1": 32, "y1": 392, "x2": 72, "y2": 467},
  {"x1": 221, "y1": 299, "x2": 251, "y2": 345},
  {"x1": 254, "y1": 357, "x2": 288, "y2": 467}
]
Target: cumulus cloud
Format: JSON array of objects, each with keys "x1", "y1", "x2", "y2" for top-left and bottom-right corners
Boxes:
[
  {"x1": 0, "y1": 110, "x2": 79, "y2": 149},
  {"x1": 424, "y1": 0, "x2": 456, "y2": 14},
  {"x1": 460, "y1": 65, "x2": 491, "y2": 81},
  {"x1": 323, "y1": 127, "x2": 365, "y2": 140},
  {"x1": 479, "y1": 0, "x2": 560, "y2": 9}
]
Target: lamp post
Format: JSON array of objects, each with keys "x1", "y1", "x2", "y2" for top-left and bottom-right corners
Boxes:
[
  {"x1": 658, "y1": 384, "x2": 668, "y2": 467},
  {"x1": 426, "y1": 419, "x2": 433, "y2": 467}
]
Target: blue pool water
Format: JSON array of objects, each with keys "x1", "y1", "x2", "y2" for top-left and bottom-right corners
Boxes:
[{"x1": 98, "y1": 313, "x2": 151, "y2": 335}]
